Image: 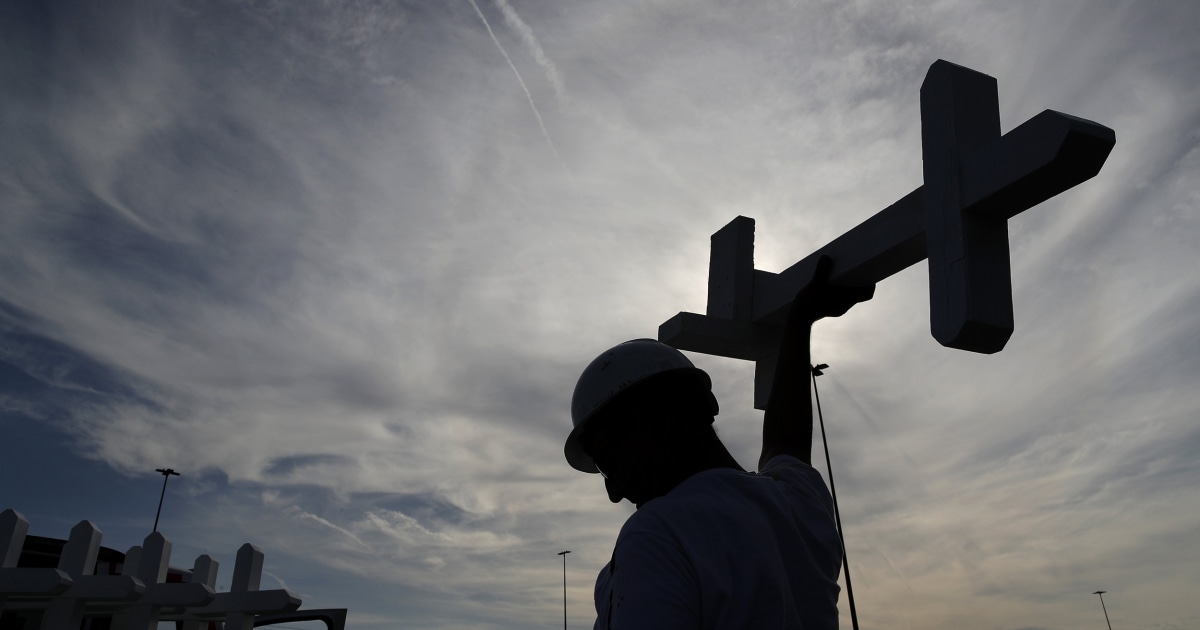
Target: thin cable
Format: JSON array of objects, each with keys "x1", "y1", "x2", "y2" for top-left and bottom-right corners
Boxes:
[{"x1": 812, "y1": 366, "x2": 859, "y2": 630}]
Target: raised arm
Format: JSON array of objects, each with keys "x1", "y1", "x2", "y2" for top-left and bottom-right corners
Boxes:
[{"x1": 759, "y1": 257, "x2": 874, "y2": 469}]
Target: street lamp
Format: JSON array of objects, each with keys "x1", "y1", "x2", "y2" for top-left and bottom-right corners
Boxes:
[
  {"x1": 152, "y1": 468, "x2": 180, "y2": 533},
  {"x1": 557, "y1": 550, "x2": 570, "y2": 630},
  {"x1": 1093, "y1": 590, "x2": 1112, "y2": 630}
]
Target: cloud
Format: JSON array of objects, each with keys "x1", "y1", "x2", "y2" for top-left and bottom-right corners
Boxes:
[{"x1": 2, "y1": 1, "x2": 1198, "y2": 628}]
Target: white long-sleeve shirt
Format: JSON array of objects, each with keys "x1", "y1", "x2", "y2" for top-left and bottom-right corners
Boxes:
[{"x1": 593, "y1": 455, "x2": 842, "y2": 629}]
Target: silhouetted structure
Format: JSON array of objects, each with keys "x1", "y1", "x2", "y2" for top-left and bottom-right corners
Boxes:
[
  {"x1": 659, "y1": 59, "x2": 1116, "y2": 408},
  {"x1": 1093, "y1": 590, "x2": 1113, "y2": 630},
  {"x1": 152, "y1": 468, "x2": 180, "y2": 534},
  {"x1": 557, "y1": 550, "x2": 570, "y2": 630},
  {"x1": 0, "y1": 509, "x2": 347, "y2": 630},
  {"x1": 810, "y1": 363, "x2": 858, "y2": 629}
]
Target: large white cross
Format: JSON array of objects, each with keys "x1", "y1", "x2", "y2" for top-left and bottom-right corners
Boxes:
[{"x1": 659, "y1": 60, "x2": 1116, "y2": 409}]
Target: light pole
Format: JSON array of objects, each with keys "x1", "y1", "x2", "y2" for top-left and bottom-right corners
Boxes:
[
  {"x1": 1093, "y1": 590, "x2": 1113, "y2": 630},
  {"x1": 557, "y1": 550, "x2": 570, "y2": 630},
  {"x1": 152, "y1": 468, "x2": 180, "y2": 533},
  {"x1": 811, "y1": 363, "x2": 859, "y2": 630}
]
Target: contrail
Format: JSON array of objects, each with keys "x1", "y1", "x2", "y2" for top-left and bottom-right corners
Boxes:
[
  {"x1": 493, "y1": 0, "x2": 567, "y2": 104},
  {"x1": 465, "y1": 0, "x2": 576, "y2": 186},
  {"x1": 285, "y1": 505, "x2": 372, "y2": 550}
]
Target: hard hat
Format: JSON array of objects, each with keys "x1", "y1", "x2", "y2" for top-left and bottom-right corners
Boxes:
[{"x1": 565, "y1": 339, "x2": 716, "y2": 473}]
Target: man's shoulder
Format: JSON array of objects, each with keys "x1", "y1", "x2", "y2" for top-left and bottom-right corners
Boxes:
[
  {"x1": 759, "y1": 453, "x2": 824, "y2": 482},
  {"x1": 619, "y1": 469, "x2": 746, "y2": 531},
  {"x1": 759, "y1": 454, "x2": 835, "y2": 507},
  {"x1": 627, "y1": 458, "x2": 832, "y2": 531},
  {"x1": 626, "y1": 464, "x2": 779, "y2": 525},
  {"x1": 759, "y1": 452, "x2": 813, "y2": 473}
]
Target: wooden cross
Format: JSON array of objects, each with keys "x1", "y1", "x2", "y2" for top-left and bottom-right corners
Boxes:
[{"x1": 658, "y1": 60, "x2": 1116, "y2": 409}]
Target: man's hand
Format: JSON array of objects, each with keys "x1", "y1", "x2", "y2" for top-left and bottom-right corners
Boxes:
[
  {"x1": 788, "y1": 256, "x2": 876, "y2": 325},
  {"x1": 760, "y1": 255, "x2": 875, "y2": 469}
]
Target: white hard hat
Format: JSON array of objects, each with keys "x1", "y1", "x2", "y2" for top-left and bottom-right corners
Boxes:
[{"x1": 565, "y1": 339, "x2": 715, "y2": 473}]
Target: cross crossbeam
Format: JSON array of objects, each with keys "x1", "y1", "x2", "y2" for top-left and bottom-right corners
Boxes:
[{"x1": 658, "y1": 60, "x2": 1115, "y2": 409}]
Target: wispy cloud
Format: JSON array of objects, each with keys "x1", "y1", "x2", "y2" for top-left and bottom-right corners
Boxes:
[
  {"x1": 464, "y1": 0, "x2": 576, "y2": 187},
  {"x1": 1, "y1": 1, "x2": 1197, "y2": 628},
  {"x1": 493, "y1": 0, "x2": 568, "y2": 104}
]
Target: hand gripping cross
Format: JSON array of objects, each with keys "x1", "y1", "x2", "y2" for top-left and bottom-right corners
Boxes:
[{"x1": 658, "y1": 60, "x2": 1116, "y2": 409}]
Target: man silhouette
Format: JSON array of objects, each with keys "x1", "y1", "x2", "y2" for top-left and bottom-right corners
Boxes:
[{"x1": 566, "y1": 258, "x2": 872, "y2": 629}]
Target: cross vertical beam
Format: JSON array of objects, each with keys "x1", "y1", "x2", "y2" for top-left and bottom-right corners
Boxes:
[
  {"x1": 922, "y1": 61, "x2": 1010, "y2": 351},
  {"x1": 708, "y1": 216, "x2": 756, "y2": 322}
]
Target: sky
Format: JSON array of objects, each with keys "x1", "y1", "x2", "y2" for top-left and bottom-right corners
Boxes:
[{"x1": 1, "y1": 1, "x2": 1198, "y2": 628}]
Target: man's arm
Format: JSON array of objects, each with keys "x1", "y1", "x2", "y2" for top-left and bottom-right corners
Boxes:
[
  {"x1": 605, "y1": 529, "x2": 699, "y2": 629},
  {"x1": 759, "y1": 257, "x2": 874, "y2": 469}
]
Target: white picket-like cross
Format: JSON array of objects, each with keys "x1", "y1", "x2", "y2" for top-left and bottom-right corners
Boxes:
[{"x1": 658, "y1": 60, "x2": 1116, "y2": 408}]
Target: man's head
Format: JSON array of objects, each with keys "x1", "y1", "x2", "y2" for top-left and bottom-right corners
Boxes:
[{"x1": 566, "y1": 340, "x2": 720, "y2": 505}]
